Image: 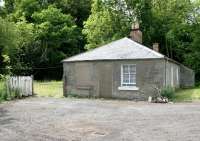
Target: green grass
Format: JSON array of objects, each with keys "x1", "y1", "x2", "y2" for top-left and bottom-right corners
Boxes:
[
  {"x1": 34, "y1": 81, "x2": 63, "y2": 98},
  {"x1": 174, "y1": 87, "x2": 200, "y2": 102},
  {"x1": 0, "y1": 81, "x2": 4, "y2": 91},
  {"x1": 21, "y1": 81, "x2": 200, "y2": 102},
  {"x1": 0, "y1": 81, "x2": 5, "y2": 102}
]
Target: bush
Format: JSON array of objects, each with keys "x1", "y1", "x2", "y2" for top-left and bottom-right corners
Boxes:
[{"x1": 161, "y1": 86, "x2": 175, "y2": 100}]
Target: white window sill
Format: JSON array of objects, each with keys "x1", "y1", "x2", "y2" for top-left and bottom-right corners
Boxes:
[{"x1": 118, "y1": 86, "x2": 139, "y2": 91}]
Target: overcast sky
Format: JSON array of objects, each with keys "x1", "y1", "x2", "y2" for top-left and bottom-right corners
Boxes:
[{"x1": 0, "y1": 0, "x2": 4, "y2": 7}]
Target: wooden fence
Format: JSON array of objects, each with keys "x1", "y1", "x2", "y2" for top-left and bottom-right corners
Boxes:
[{"x1": 7, "y1": 76, "x2": 33, "y2": 96}]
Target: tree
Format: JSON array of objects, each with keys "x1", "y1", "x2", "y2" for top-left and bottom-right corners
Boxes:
[
  {"x1": 83, "y1": 0, "x2": 131, "y2": 49},
  {"x1": 54, "y1": 0, "x2": 92, "y2": 27},
  {"x1": 0, "y1": 17, "x2": 18, "y2": 75},
  {"x1": 2, "y1": 0, "x2": 92, "y2": 79},
  {"x1": 10, "y1": 19, "x2": 36, "y2": 75},
  {"x1": 32, "y1": 5, "x2": 80, "y2": 61},
  {"x1": 83, "y1": 0, "x2": 156, "y2": 49},
  {"x1": 30, "y1": 5, "x2": 80, "y2": 79}
]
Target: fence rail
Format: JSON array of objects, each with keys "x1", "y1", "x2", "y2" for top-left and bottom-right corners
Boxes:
[{"x1": 7, "y1": 76, "x2": 33, "y2": 96}]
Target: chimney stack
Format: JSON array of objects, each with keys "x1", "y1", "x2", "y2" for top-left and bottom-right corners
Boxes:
[
  {"x1": 153, "y1": 43, "x2": 159, "y2": 52},
  {"x1": 130, "y1": 22, "x2": 142, "y2": 44}
]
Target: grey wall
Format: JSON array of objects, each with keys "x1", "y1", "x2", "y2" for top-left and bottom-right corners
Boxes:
[
  {"x1": 112, "y1": 60, "x2": 165, "y2": 100},
  {"x1": 180, "y1": 65, "x2": 195, "y2": 87},
  {"x1": 165, "y1": 60, "x2": 180, "y2": 88},
  {"x1": 63, "y1": 62, "x2": 100, "y2": 97},
  {"x1": 63, "y1": 59, "x2": 166, "y2": 100}
]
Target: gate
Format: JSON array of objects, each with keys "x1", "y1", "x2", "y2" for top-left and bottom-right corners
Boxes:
[{"x1": 7, "y1": 76, "x2": 33, "y2": 96}]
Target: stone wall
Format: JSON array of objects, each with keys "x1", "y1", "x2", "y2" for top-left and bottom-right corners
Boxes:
[{"x1": 63, "y1": 59, "x2": 165, "y2": 100}]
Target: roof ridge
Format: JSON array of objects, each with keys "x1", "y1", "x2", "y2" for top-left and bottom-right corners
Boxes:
[
  {"x1": 62, "y1": 38, "x2": 127, "y2": 62},
  {"x1": 126, "y1": 38, "x2": 164, "y2": 58},
  {"x1": 63, "y1": 37, "x2": 164, "y2": 62}
]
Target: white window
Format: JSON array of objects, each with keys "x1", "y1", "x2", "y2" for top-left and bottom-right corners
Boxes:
[{"x1": 121, "y1": 64, "x2": 136, "y2": 86}]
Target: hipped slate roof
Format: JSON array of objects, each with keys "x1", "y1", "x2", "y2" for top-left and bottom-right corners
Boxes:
[{"x1": 63, "y1": 37, "x2": 165, "y2": 62}]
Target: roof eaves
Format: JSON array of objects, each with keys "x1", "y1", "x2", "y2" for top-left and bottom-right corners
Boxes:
[
  {"x1": 164, "y1": 57, "x2": 193, "y2": 71},
  {"x1": 63, "y1": 57, "x2": 165, "y2": 63}
]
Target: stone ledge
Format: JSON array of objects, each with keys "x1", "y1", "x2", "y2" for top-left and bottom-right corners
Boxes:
[{"x1": 118, "y1": 86, "x2": 139, "y2": 91}]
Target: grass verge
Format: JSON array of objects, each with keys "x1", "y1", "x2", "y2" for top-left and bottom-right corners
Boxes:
[
  {"x1": 34, "y1": 81, "x2": 63, "y2": 98},
  {"x1": 174, "y1": 87, "x2": 200, "y2": 102},
  {"x1": 34, "y1": 81, "x2": 200, "y2": 102},
  {"x1": 0, "y1": 81, "x2": 5, "y2": 102}
]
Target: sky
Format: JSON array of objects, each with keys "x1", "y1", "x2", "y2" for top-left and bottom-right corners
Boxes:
[{"x1": 0, "y1": 0, "x2": 4, "y2": 7}]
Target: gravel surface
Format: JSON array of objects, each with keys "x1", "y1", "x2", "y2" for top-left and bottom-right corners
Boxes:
[{"x1": 0, "y1": 97, "x2": 200, "y2": 141}]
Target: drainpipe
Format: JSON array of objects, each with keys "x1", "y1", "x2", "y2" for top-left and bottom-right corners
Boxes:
[{"x1": 164, "y1": 58, "x2": 167, "y2": 87}]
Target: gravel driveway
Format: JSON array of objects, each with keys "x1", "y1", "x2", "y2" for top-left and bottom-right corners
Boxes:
[{"x1": 0, "y1": 97, "x2": 200, "y2": 141}]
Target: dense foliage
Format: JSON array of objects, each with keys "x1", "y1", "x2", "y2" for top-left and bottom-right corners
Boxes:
[
  {"x1": 0, "y1": 0, "x2": 200, "y2": 82},
  {"x1": 0, "y1": 0, "x2": 91, "y2": 79}
]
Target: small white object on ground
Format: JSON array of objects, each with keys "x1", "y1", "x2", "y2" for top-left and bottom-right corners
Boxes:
[{"x1": 148, "y1": 96, "x2": 152, "y2": 103}]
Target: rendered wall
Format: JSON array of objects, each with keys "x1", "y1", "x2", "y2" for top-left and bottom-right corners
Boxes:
[
  {"x1": 165, "y1": 61, "x2": 180, "y2": 88},
  {"x1": 63, "y1": 59, "x2": 165, "y2": 100},
  {"x1": 63, "y1": 62, "x2": 100, "y2": 97},
  {"x1": 112, "y1": 59, "x2": 165, "y2": 100}
]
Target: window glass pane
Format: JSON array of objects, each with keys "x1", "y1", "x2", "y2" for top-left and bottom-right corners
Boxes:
[
  {"x1": 130, "y1": 65, "x2": 136, "y2": 74},
  {"x1": 123, "y1": 65, "x2": 129, "y2": 73},
  {"x1": 130, "y1": 74, "x2": 136, "y2": 84},
  {"x1": 123, "y1": 74, "x2": 129, "y2": 83}
]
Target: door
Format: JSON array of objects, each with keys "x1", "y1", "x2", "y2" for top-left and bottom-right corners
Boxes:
[{"x1": 99, "y1": 64, "x2": 113, "y2": 98}]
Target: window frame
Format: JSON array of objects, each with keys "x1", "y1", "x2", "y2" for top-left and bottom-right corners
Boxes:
[{"x1": 121, "y1": 64, "x2": 136, "y2": 87}]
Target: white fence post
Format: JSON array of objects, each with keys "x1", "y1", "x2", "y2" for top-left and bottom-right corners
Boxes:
[{"x1": 7, "y1": 76, "x2": 34, "y2": 96}]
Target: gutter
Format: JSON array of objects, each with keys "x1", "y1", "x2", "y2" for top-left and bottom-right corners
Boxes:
[{"x1": 164, "y1": 56, "x2": 193, "y2": 71}]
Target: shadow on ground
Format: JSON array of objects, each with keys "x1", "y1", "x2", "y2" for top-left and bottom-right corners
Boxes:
[{"x1": 0, "y1": 106, "x2": 16, "y2": 125}]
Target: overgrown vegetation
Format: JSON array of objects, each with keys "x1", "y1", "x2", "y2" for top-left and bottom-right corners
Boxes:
[
  {"x1": 159, "y1": 86, "x2": 200, "y2": 102},
  {"x1": 0, "y1": 80, "x2": 22, "y2": 102},
  {"x1": 161, "y1": 86, "x2": 175, "y2": 100}
]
